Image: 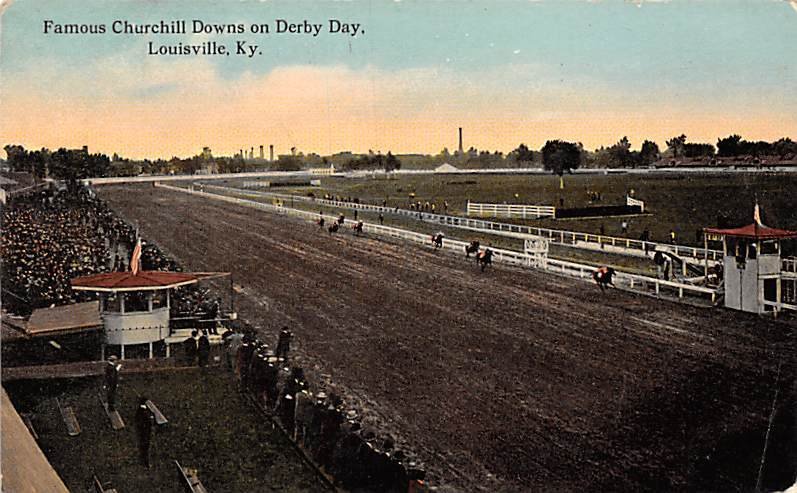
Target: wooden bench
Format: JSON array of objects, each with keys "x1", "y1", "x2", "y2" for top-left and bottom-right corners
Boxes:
[
  {"x1": 146, "y1": 400, "x2": 168, "y2": 426},
  {"x1": 56, "y1": 397, "x2": 80, "y2": 436},
  {"x1": 92, "y1": 474, "x2": 118, "y2": 493},
  {"x1": 98, "y1": 391, "x2": 125, "y2": 430},
  {"x1": 175, "y1": 460, "x2": 208, "y2": 493},
  {"x1": 21, "y1": 413, "x2": 38, "y2": 440}
]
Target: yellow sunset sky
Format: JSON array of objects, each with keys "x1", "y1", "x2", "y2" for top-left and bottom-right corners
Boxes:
[{"x1": 2, "y1": 1, "x2": 796, "y2": 159}]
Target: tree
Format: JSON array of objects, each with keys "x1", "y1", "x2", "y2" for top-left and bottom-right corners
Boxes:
[
  {"x1": 717, "y1": 134, "x2": 743, "y2": 157},
  {"x1": 511, "y1": 143, "x2": 534, "y2": 165},
  {"x1": 273, "y1": 155, "x2": 301, "y2": 171},
  {"x1": 639, "y1": 140, "x2": 660, "y2": 166},
  {"x1": 682, "y1": 142, "x2": 715, "y2": 158},
  {"x1": 666, "y1": 134, "x2": 687, "y2": 158},
  {"x1": 773, "y1": 138, "x2": 797, "y2": 159},
  {"x1": 608, "y1": 136, "x2": 634, "y2": 168},
  {"x1": 385, "y1": 151, "x2": 401, "y2": 172},
  {"x1": 541, "y1": 140, "x2": 581, "y2": 175}
]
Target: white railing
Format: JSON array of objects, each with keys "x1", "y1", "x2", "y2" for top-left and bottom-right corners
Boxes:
[
  {"x1": 763, "y1": 299, "x2": 797, "y2": 315},
  {"x1": 626, "y1": 195, "x2": 645, "y2": 212},
  {"x1": 157, "y1": 182, "x2": 722, "y2": 305},
  {"x1": 466, "y1": 201, "x2": 556, "y2": 219},
  {"x1": 196, "y1": 183, "x2": 724, "y2": 265}
]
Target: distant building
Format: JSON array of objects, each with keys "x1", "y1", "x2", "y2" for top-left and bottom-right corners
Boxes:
[
  {"x1": 308, "y1": 164, "x2": 336, "y2": 175},
  {"x1": 199, "y1": 161, "x2": 218, "y2": 174}
]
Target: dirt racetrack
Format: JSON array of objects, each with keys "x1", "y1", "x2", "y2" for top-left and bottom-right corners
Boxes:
[{"x1": 100, "y1": 185, "x2": 796, "y2": 492}]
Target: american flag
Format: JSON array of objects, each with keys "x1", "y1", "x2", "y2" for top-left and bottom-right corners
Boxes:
[{"x1": 130, "y1": 238, "x2": 142, "y2": 275}]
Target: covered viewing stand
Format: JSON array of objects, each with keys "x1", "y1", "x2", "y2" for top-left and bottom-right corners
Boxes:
[
  {"x1": 71, "y1": 270, "x2": 230, "y2": 359},
  {"x1": 704, "y1": 221, "x2": 797, "y2": 314}
]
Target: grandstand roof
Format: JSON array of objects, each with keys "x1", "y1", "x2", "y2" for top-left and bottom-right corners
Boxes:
[
  {"x1": 26, "y1": 301, "x2": 102, "y2": 336},
  {"x1": 704, "y1": 223, "x2": 797, "y2": 239},
  {"x1": 71, "y1": 271, "x2": 198, "y2": 292},
  {"x1": 1, "y1": 387, "x2": 70, "y2": 492}
]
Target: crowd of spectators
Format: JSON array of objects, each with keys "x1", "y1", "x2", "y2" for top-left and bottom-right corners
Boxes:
[
  {"x1": 229, "y1": 329, "x2": 428, "y2": 492},
  {"x1": 1, "y1": 184, "x2": 131, "y2": 314},
  {"x1": 1, "y1": 181, "x2": 214, "y2": 317}
]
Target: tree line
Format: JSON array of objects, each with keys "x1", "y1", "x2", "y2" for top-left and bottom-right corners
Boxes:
[
  {"x1": 5, "y1": 134, "x2": 795, "y2": 179},
  {"x1": 4, "y1": 145, "x2": 111, "y2": 180}
]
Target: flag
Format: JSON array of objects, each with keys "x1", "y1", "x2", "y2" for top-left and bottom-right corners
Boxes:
[
  {"x1": 130, "y1": 238, "x2": 142, "y2": 275},
  {"x1": 754, "y1": 203, "x2": 762, "y2": 226}
]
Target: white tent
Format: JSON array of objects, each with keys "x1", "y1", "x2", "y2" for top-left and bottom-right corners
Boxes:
[{"x1": 434, "y1": 163, "x2": 460, "y2": 173}]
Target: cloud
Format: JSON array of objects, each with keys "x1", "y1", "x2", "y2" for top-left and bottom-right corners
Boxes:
[
  {"x1": 2, "y1": 48, "x2": 795, "y2": 159},
  {"x1": 0, "y1": 0, "x2": 14, "y2": 16}
]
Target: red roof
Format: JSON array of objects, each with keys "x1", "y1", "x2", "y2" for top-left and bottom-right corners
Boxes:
[
  {"x1": 71, "y1": 271, "x2": 198, "y2": 292},
  {"x1": 704, "y1": 223, "x2": 797, "y2": 239}
]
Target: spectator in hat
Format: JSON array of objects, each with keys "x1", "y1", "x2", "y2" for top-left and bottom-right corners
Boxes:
[
  {"x1": 183, "y1": 330, "x2": 198, "y2": 366},
  {"x1": 197, "y1": 331, "x2": 211, "y2": 367},
  {"x1": 135, "y1": 396, "x2": 155, "y2": 468},
  {"x1": 104, "y1": 355, "x2": 121, "y2": 411},
  {"x1": 275, "y1": 328, "x2": 293, "y2": 360}
]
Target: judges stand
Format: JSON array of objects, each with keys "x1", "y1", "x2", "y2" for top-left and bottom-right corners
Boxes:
[
  {"x1": 71, "y1": 271, "x2": 200, "y2": 359},
  {"x1": 704, "y1": 208, "x2": 797, "y2": 315}
]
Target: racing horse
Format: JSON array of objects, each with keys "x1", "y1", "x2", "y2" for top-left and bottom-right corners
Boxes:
[
  {"x1": 317, "y1": 217, "x2": 325, "y2": 229},
  {"x1": 593, "y1": 266, "x2": 616, "y2": 291},
  {"x1": 337, "y1": 214, "x2": 346, "y2": 226},
  {"x1": 476, "y1": 248, "x2": 493, "y2": 271},
  {"x1": 352, "y1": 221, "x2": 364, "y2": 235},
  {"x1": 328, "y1": 222, "x2": 339, "y2": 234},
  {"x1": 431, "y1": 232, "x2": 444, "y2": 250},
  {"x1": 465, "y1": 240, "x2": 480, "y2": 258}
]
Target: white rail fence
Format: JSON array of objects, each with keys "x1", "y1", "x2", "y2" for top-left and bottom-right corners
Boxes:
[
  {"x1": 465, "y1": 201, "x2": 556, "y2": 219},
  {"x1": 158, "y1": 182, "x2": 722, "y2": 305},
  {"x1": 626, "y1": 195, "x2": 645, "y2": 212},
  {"x1": 242, "y1": 181, "x2": 271, "y2": 188},
  {"x1": 196, "y1": 183, "x2": 724, "y2": 264}
]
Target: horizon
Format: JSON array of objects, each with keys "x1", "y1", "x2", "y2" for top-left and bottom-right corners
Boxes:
[{"x1": 2, "y1": 0, "x2": 797, "y2": 160}]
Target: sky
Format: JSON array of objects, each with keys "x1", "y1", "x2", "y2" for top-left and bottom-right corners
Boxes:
[{"x1": 1, "y1": 0, "x2": 796, "y2": 159}]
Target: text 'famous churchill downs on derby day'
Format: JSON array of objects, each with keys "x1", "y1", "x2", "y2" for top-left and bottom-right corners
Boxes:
[{"x1": 42, "y1": 19, "x2": 364, "y2": 57}]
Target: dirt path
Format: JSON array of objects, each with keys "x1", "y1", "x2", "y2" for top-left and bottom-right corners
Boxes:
[{"x1": 100, "y1": 185, "x2": 796, "y2": 492}]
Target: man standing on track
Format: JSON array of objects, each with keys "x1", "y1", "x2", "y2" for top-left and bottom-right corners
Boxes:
[{"x1": 275, "y1": 328, "x2": 293, "y2": 360}]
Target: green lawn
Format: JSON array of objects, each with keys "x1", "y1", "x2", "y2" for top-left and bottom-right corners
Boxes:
[{"x1": 5, "y1": 370, "x2": 327, "y2": 493}]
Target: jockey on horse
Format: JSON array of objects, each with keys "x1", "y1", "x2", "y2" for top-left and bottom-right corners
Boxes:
[
  {"x1": 593, "y1": 266, "x2": 616, "y2": 291},
  {"x1": 476, "y1": 247, "x2": 493, "y2": 271},
  {"x1": 352, "y1": 221, "x2": 364, "y2": 235},
  {"x1": 465, "y1": 240, "x2": 480, "y2": 258},
  {"x1": 431, "y1": 232, "x2": 444, "y2": 249}
]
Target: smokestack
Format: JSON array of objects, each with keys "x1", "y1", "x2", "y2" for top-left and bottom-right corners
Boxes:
[
  {"x1": 458, "y1": 127, "x2": 463, "y2": 153},
  {"x1": 269, "y1": 145, "x2": 274, "y2": 162},
  {"x1": 250, "y1": 147, "x2": 254, "y2": 160},
  {"x1": 240, "y1": 149, "x2": 244, "y2": 159},
  {"x1": 259, "y1": 145, "x2": 264, "y2": 159}
]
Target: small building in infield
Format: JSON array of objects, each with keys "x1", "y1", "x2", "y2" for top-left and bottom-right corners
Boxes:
[
  {"x1": 71, "y1": 270, "x2": 199, "y2": 359},
  {"x1": 705, "y1": 209, "x2": 797, "y2": 314}
]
